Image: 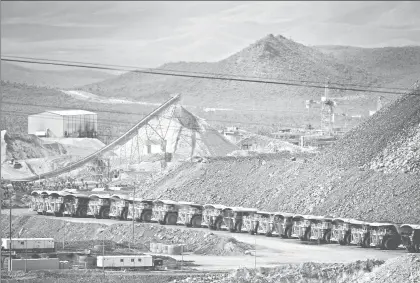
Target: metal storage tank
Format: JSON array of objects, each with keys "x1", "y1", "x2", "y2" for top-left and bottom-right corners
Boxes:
[{"x1": 28, "y1": 110, "x2": 97, "y2": 138}]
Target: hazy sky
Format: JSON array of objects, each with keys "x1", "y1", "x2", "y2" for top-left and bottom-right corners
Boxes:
[{"x1": 2, "y1": 1, "x2": 420, "y2": 68}]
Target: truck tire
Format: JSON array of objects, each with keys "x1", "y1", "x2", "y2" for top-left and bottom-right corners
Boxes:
[
  {"x1": 285, "y1": 227, "x2": 292, "y2": 239},
  {"x1": 344, "y1": 233, "x2": 352, "y2": 245},
  {"x1": 300, "y1": 229, "x2": 310, "y2": 241},
  {"x1": 120, "y1": 210, "x2": 128, "y2": 221},
  {"x1": 191, "y1": 215, "x2": 202, "y2": 228},
  {"x1": 100, "y1": 207, "x2": 110, "y2": 219},
  {"x1": 362, "y1": 235, "x2": 370, "y2": 248},
  {"x1": 215, "y1": 219, "x2": 222, "y2": 231},
  {"x1": 166, "y1": 213, "x2": 177, "y2": 225},
  {"x1": 323, "y1": 230, "x2": 332, "y2": 244},
  {"x1": 385, "y1": 238, "x2": 399, "y2": 250},
  {"x1": 141, "y1": 211, "x2": 152, "y2": 223},
  {"x1": 235, "y1": 221, "x2": 242, "y2": 233}
]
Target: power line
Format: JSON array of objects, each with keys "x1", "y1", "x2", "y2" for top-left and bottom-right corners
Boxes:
[
  {"x1": 1, "y1": 57, "x2": 416, "y2": 96},
  {"x1": 1, "y1": 55, "x2": 412, "y2": 92},
  {"x1": 1, "y1": 109, "x2": 306, "y2": 132},
  {"x1": 1, "y1": 100, "x2": 309, "y2": 116}
]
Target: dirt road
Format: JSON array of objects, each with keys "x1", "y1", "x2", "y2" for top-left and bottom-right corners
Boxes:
[{"x1": 3, "y1": 208, "x2": 407, "y2": 271}]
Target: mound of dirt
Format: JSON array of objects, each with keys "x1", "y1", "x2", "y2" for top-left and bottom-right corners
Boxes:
[
  {"x1": 172, "y1": 255, "x2": 420, "y2": 283},
  {"x1": 145, "y1": 92, "x2": 420, "y2": 223},
  {"x1": 357, "y1": 254, "x2": 420, "y2": 283},
  {"x1": 3, "y1": 132, "x2": 67, "y2": 160},
  {"x1": 140, "y1": 152, "x2": 310, "y2": 208},
  {"x1": 0, "y1": 215, "x2": 253, "y2": 256}
]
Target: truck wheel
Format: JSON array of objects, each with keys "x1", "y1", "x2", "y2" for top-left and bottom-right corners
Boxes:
[
  {"x1": 323, "y1": 231, "x2": 332, "y2": 244},
  {"x1": 301, "y1": 229, "x2": 310, "y2": 241},
  {"x1": 100, "y1": 208, "x2": 110, "y2": 219},
  {"x1": 248, "y1": 229, "x2": 255, "y2": 235},
  {"x1": 385, "y1": 238, "x2": 398, "y2": 250},
  {"x1": 406, "y1": 244, "x2": 415, "y2": 253},
  {"x1": 344, "y1": 233, "x2": 352, "y2": 245},
  {"x1": 286, "y1": 227, "x2": 292, "y2": 239},
  {"x1": 362, "y1": 236, "x2": 370, "y2": 248},
  {"x1": 191, "y1": 216, "x2": 202, "y2": 228},
  {"x1": 235, "y1": 222, "x2": 242, "y2": 233},
  {"x1": 142, "y1": 211, "x2": 152, "y2": 223},
  {"x1": 166, "y1": 213, "x2": 177, "y2": 225},
  {"x1": 79, "y1": 207, "x2": 87, "y2": 218},
  {"x1": 265, "y1": 231, "x2": 272, "y2": 237},
  {"x1": 215, "y1": 219, "x2": 222, "y2": 231},
  {"x1": 54, "y1": 212, "x2": 62, "y2": 217}
]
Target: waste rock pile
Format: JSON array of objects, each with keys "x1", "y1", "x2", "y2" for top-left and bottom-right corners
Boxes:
[
  {"x1": 145, "y1": 93, "x2": 420, "y2": 223},
  {"x1": 171, "y1": 255, "x2": 420, "y2": 283}
]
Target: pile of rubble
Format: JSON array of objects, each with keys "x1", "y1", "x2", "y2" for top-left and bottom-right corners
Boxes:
[
  {"x1": 145, "y1": 93, "x2": 420, "y2": 223},
  {"x1": 171, "y1": 256, "x2": 420, "y2": 283},
  {"x1": 369, "y1": 126, "x2": 420, "y2": 173},
  {"x1": 1, "y1": 215, "x2": 252, "y2": 256}
]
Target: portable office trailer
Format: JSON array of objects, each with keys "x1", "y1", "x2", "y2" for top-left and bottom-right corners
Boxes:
[
  {"x1": 1, "y1": 238, "x2": 55, "y2": 253},
  {"x1": 96, "y1": 255, "x2": 153, "y2": 268}
]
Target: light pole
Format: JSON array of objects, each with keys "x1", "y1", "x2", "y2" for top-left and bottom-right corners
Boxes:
[
  {"x1": 8, "y1": 184, "x2": 13, "y2": 271},
  {"x1": 254, "y1": 234, "x2": 257, "y2": 269},
  {"x1": 98, "y1": 229, "x2": 105, "y2": 274},
  {"x1": 131, "y1": 178, "x2": 136, "y2": 251}
]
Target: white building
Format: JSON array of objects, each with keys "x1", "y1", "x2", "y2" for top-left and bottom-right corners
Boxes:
[{"x1": 28, "y1": 110, "x2": 98, "y2": 138}]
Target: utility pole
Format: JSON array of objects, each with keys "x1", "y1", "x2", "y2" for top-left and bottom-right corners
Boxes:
[
  {"x1": 131, "y1": 180, "x2": 136, "y2": 251},
  {"x1": 9, "y1": 184, "x2": 12, "y2": 271},
  {"x1": 254, "y1": 234, "x2": 257, "y2": 269}
]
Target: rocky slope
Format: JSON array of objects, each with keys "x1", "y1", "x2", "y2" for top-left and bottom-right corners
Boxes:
[
  {"x1": 316, "y1": 45, "x2": 420, "y2": 88},
  {"x1": 3, "y1": 132, "x2": 67, "y2": 160},
  {"x1": 172, "y1": 255, "x2": 420, "y2": 283},
  {"x1": 143, "y1": 91, "x2": 420, "y2": 224},
  {"x1": 79, "y1": 34, "x2": 386, "y2": 130},
  {"x1": 1, "y1": 62, "x2": 115, "y2": 89}
]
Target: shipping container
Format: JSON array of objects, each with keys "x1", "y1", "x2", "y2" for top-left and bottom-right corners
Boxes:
[{"x1": 10, "y1": 258, "x2": 60, "y2": 271}]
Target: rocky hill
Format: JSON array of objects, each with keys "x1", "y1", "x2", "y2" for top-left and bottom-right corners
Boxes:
[
  {"x1": 2, "y1": 132, "x2": 67, "y2": 160},
  {"x1": 79, "y1": 34, "x2": 390, "y2": 130},
  {"x1": 142, "y1": 90, "x2": 420, "y2": 224},
  {"x1": 315, "y1": 45, "x2": 420, "y2": 88},
  {"x1": 1, "y1": 62, "x2": 115, "y2": 89},
  {"x1": 82, "y1": 34, "x2": 377, "y2": 105}
]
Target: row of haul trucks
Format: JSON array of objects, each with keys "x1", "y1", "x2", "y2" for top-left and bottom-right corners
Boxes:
[{"x1": 29, "y1": 190, "x2": 420, "y2": 253}]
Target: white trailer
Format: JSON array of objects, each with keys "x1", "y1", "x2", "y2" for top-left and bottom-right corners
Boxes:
[
  {"x1": 97, "y1": 255, "x2": 154, "y2": 269},
  {"x1": 1, "y1": 238, "x2": 55, "y2": 253}
]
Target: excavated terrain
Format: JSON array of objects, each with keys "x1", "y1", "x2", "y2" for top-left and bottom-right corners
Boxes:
[
  {"x1": 0, "y1": 215, "x2": 252, "y2": 256},
  {"x1": 144, "y1": 93, "x2": 420, "y2": 223},
  {"x1": 171, "y1": 255, "x2": 420, "y2": 283}
]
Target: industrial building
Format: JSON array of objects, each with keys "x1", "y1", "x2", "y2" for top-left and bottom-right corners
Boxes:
[{"x1": 28, "y1": 110, "x2": 98, "y2": 138}]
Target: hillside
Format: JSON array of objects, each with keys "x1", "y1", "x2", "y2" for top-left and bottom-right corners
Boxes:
[
  {"x1": 315, "y1": 45, "x2": 420, "y2": 88},
  {"x1": 142, "y1": 90, "x2": 420, "y2": 223},
  {"x1": 79, "y1": 34, "x2": 388, "y2": 130},
  {"x1": 2, "y1": 132, "x2": 67, "y2": 160},
  {"x1": 1, "y1": 62, "x2": 116, "y2": 89}
]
